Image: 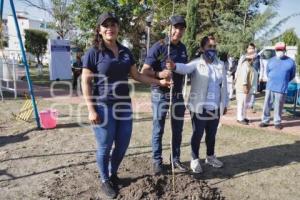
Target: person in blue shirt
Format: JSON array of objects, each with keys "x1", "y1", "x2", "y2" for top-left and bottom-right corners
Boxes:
[
  {"x1": 81, "y1": 12, "x2": 170, "y2": 199},
  {"x1": 259, "y1": 42, "x2": 296, "y2": 130},
  {"x1": 141, "y1": 15, "x2": 188, "y2": 174}
]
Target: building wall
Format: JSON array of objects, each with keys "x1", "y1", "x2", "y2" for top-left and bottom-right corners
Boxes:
[{"x1": 4, "y1": 12, "x2": 58, "y2": 63}]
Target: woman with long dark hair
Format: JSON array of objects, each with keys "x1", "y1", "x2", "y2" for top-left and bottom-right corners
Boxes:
[{"x1": 81, "y1": 12, "x2": 170, "y2": 198}]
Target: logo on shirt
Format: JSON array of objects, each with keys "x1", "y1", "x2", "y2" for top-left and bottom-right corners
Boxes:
[
  {"x1": 123, "y1": 53, "x2": 130, "y2": 61},
  {"x1": 181, "y1": 51, "x2": 187, "y2": 58}
]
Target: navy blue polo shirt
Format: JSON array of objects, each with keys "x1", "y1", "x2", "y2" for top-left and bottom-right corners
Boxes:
[
  {"x1": 144, "y1": 39, "x2": 188, "y2": 93},
  {"x1": 82, "y1": 43, "x2": 135, "y2": 104}
]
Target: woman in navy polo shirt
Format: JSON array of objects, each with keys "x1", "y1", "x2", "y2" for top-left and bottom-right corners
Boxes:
[{"x1": 81, "y1": 12, "x2": 170, "y2": 198}]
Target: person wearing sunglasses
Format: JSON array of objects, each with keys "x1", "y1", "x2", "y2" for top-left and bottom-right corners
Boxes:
[
  {"x1": 166, "y1": 35, "x2": 228, "y2": 174},
  {"x1": 81, "y1": 12, "x2": 170, "y2": 198}
]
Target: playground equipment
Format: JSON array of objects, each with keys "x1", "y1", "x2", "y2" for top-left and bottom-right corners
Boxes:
[
  {"x1": 12, "y1": 94, "x2": 36, "y2": 121},
  {"x1": 0, "y1": 57, "x2": 19, "y2": 99},
  {"x1": 0, "y1": 0, "x2": 41, "y2": 128}
]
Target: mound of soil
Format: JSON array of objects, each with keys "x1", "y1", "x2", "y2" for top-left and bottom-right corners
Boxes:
[
  {"x1": 116, "y1": 156, "x2": 224, "y2": 200},
  {"x1": 38, "y1": 155, "x2": 224, "y2": 200},
  {"x1": 117, "y1": 173, "x2": 223, "y2": 200}
]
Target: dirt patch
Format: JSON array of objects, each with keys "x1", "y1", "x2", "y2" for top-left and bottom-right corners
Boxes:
[
  {"x1": 36, "y1": 154, "x2": 223, "y2": 199},
  {"x1": 117, "y1": 174, "x2": 223, "y2": 200},
  {"x1": 117, "y1": 156, "x2": 224, "y2": 200}
]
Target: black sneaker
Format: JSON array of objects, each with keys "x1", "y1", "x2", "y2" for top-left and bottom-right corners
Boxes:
[
  {"x1": 153, "y1": 163, "x2": 163, "y2": 175},
  {"x1": 237, "y1": 119, "x2": 248, "y2": 125},
  {"x1": 101, "y1": 181, "x2": 117, "y2": 199},
  {"x1": 109, "y1": 174, "x2": 121, "y2": 189},
  {"x1": 173, "y1": 161, "x2": 188, "y2": 172},
  {"x1": 244, "y1": 118, "x2": 250, "y2": 123},
  {"x1": 259, "y1": 122, "x2": 269, "y2": 127},
  {"x1": 275, "y1": 124, "x2": 283, "y2": 130}
]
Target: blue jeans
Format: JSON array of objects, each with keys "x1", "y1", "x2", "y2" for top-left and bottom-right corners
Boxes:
[
  {"x1": 151, "y1": 90, "x2": 185, "y2": 164},
  {"x1": 92, "y1": 103, "x2": 132, "y2": 182},
  {"x1": 190, "y1": 109, "x2": 220, "y2": 159},
  {"x1": 262, "y1": 90, "x2": 286, "y2": 125}
]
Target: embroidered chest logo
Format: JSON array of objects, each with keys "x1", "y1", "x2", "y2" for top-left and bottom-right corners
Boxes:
[
  {"x1": 181, "y1": 51, "x2": 187, "y2": 58},
  {"x1": 123, "y1": 53, "x2": 130, "y2": 61}
]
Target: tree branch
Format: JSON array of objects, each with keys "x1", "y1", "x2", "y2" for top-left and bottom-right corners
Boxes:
[{"x1": 18, "y1": 0, "x2": 53, "y2": 15}]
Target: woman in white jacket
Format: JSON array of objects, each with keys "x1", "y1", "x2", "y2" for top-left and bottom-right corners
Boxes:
[{"x1": 167, "y1": 35, "x2": 228, "y2": 173}]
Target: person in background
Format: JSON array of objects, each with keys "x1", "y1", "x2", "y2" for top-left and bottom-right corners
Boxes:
[
  {"x1": 258, "y1": 49, "x2": 275, "y2": 93},
  {"x1": 227, "y1": 55, "x2": 237, "y2": 100},
  {"x1": 248, "y1": 48, "x2": 260, "y2": 113},
  {"x1": 259, "y1": 42, "x2": 296, "y2": 130},
  {"x1": 236, "y1": 43, "x2": 258, "y2": 112},
  {"x1": 72, "y1": 54, "x2": 83, "y2": 90},
  {"x1": 235, "y1": 49, "x2": 258, "y2": 125}
]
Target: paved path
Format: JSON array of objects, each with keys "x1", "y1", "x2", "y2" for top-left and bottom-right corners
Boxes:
[{"x1": 7, "y1": 80, "x2": 300, "y2": 135}]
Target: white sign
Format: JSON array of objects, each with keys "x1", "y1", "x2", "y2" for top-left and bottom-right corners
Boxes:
[{"x1": 49, "y1": 39, "x2": 72, "y2": 80}]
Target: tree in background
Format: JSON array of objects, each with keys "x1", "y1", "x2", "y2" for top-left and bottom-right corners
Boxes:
[
  {"x1": 258, "y1": 12, "x2": 300, "y2": 46},
  {"x1": 215, "y1": 0, "x2": 278, "y2": 58},
  {"x1": 21, "y1": 0, "x2": 74, "y2": 39},
  {"x1": 71, "y1": 0, "x2": 148, "y2": 59},
  {"x1": 24, "y1": 29, "x2": 48, "y2": 66},
  {"x1": 271, "y1": 29, "x2": 299, "y2": 46},
  {"x1": 282, "y1": 29, "x2": 299, "y2": 46},
  {"x1": 24, "y1": 0, "x2": 297, "y2": 62},
  {"x1": 183, "y1": 0, "x2": 199, "y2": 59},
  {"x1": 71, "y1": 0, "x2": 187, "y2": 60},
  {"x1": 296, "y1": 42, "x2": 300, "y2": 75}
]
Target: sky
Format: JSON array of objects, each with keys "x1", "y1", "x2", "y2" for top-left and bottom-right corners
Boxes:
[
  {"x1": 263, "y1": 0, "x2": 300, "y2": 37},
  {"x1": 2, "y1": 0, "x2": 300, "y2": 37}
]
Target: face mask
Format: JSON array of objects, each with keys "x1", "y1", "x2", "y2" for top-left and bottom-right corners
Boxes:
[
  {"x1": 204, "y1": 49, "x2": 217, "y2": 61},
  {"x1": 275, "y1": 51, "x2": 285, "y2": 58}
]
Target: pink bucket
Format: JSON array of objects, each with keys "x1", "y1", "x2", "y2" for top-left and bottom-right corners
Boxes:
[{"x1": 39, "y1": 109, "x2": 58, "y2": 129}]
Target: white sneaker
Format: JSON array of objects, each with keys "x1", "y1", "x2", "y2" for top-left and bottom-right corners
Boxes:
[
  {"x1": 205, "y1": 155, "x2": 223, "y2": 168},
  {"x1": 190, "y1": 159, "x2": 203, "y2": 173}
]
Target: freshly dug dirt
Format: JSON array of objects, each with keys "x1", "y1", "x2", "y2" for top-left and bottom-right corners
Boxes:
[
  {"x1": 36, "y1": 154, "x2": 223, "y2": 200},
  {"x1": 116, "y1": 156, "x2": 224, "y2": 200}
]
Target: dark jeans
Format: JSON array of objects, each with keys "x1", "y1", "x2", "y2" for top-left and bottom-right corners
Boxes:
[
  {"x1": 259, "y1": 81, "x2": 266, "y2": 93},
  {"x1": 72, "y1": 68, "x2": 82, "y2": 89},
  {"x1": 151, "y1": 89, "x2": 185, "y2": 164},
  {"x1": 190, "y1": 109, "x2": 220, "y2": 159},
  {"x1": 92, "y1": 103, "x2": 132, "y2": 182}
]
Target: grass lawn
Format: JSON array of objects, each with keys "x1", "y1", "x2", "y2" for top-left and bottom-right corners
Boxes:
[{"x1": 1, "y1": 84, "x2": 300, "y2": 199}]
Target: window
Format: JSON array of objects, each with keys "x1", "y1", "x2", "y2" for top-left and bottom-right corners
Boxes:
[{"x1": 262, "y1": 49, "x2": 276, "y2": 59}]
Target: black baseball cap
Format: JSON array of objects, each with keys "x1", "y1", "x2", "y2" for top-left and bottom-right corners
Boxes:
[
  {"x1": 97, "y1": 12, "x2": 119, "y2": 25},
  {"x1": 170, "y1": 15, "x2": 186, "y2": 27}
]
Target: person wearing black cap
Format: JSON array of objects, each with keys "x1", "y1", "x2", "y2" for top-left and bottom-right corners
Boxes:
[
  {"x1": 141, "y1": 15, "x2": 188, "y2": 175},
  {"x1": 81, "y1": 12, "x2": 170, "y2": 198}
]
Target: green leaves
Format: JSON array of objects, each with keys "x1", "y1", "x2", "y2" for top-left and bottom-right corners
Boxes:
[
  {"x1": 296, "y1": 42, "x2": 300, "y2": 75},
  {"x1": 70, "y1": 0, "x2": 283, "y2": 59},
  {"x1": 24, "y1": 29, "x2": 48, "y2": 64},
  {"x1": 183, "y1": 0, "x2": 199, "y2": 59},
  {"x1": 282, "y1": 29, "x2": 299, "y2": 46}
]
